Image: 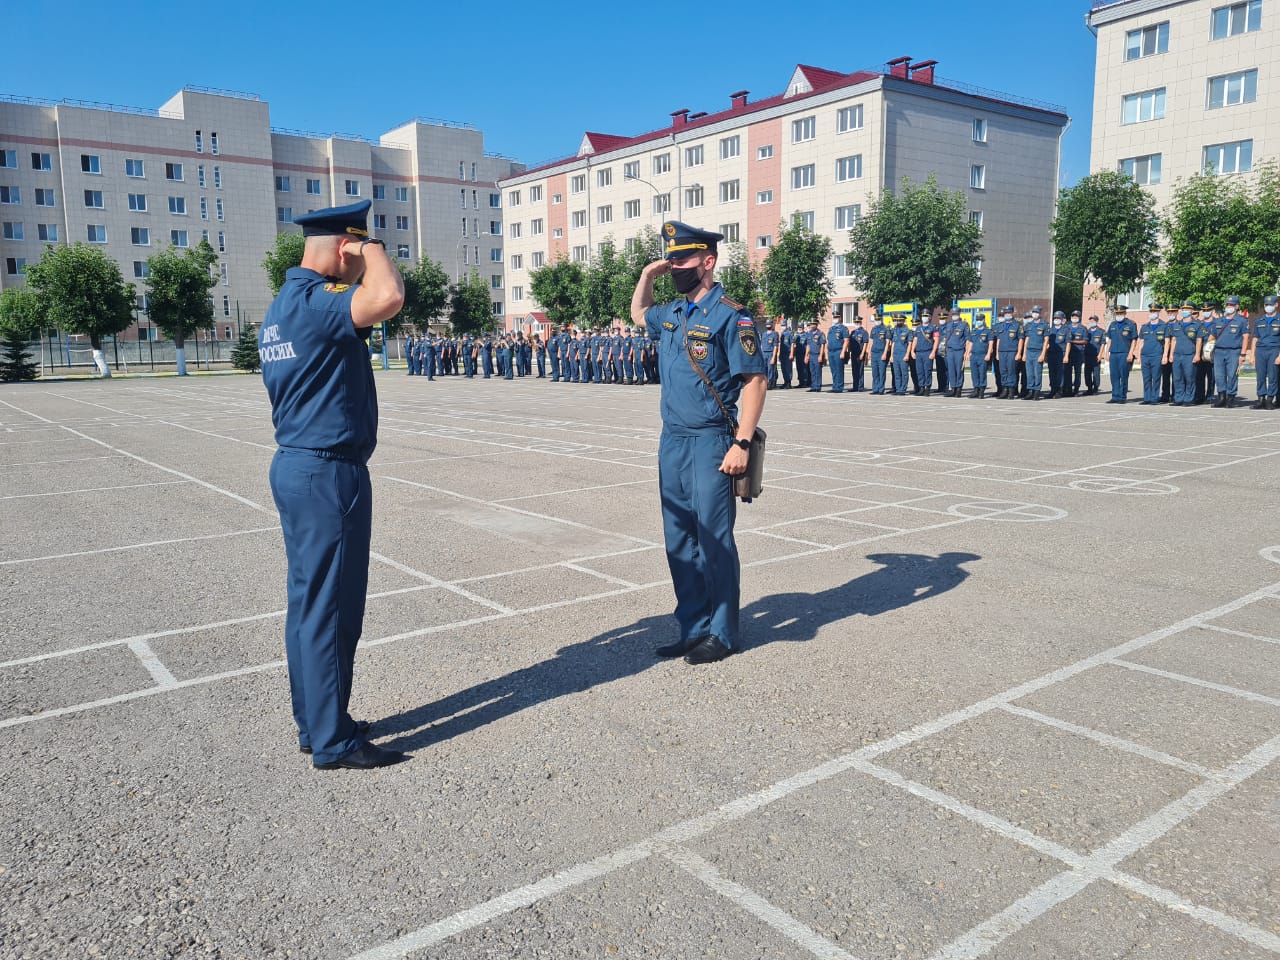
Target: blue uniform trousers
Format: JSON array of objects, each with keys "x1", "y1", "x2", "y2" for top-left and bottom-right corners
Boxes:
[
  {"x1": 871, "y1": 356, "x2": 887, "y2": 393},
  {"x1": 1068, "y1": 357, "x2": 1084, "y2": 394},
  {"x1": 612, "y1": 357, "x2": 625, "y2": 382},
  {"x1": 891, "y1": 357, "x2": 910, "y2": 393},
  {"x1": 536, "y1": 353, "x2": 546, "y2": 377},
  {"x1": 829, "y1": 354, "x2": 845, "y2": 392},
  {"x1": 779, "y1": 355, "x2": 793, "y2": 386},
  {"x1": 550, "y1": 353, "x2": 562, "y2": 381},
  {"x1": 808, "y1": 358, "x2": 823, "y2": 391},
  {"x1": 914, "y1": 354, "x2": 933, "y2": 390},
  {"x1": 849, "y1": 356, "x2": 865, "y2": 391},
  {"x1": 1046, "y1": 351, "x2": 1064, "y2": 394},
  {"x1": 998, "y1": 352, "x2": 1018, "y2": 388},
  {"x1": 269, "y1": 450, "x2": 370, "y2": 765},
  {"x1": 576, "y1": 357, "x2": 588, "y2": 382},
  {"x1": 946, "y1": 351, "x2": 965, "y2": 390},
  {"x1": 406, "y1": 352, "x2": 417, "y2": 375},
  {"x1": 1025, "y1": 355, "x2": 1044, "y2": 394},
  {"x1": 1140, "y1": 354, "x2": 1161, "y2": 402},
  {"x1": 1085, "y1": 356, "x2": 1101, "y2": 393},
  {"x1": 1213, "y1": 348, "x2": 1241, "y2": 396},
  {"x1": 1257, "y1": 346, "x2": 1279, "y2": 397},
  {"x1": 1173, "y1": 355, "x2": 1196, "y2": 403},
  {"x1": 658, "y1": 430, "x2": 740, "y2": 648},
  {"x1": 969, "y1": 354, "x2": 987, "y2": 390},
  {"x1": 935, "y1": 354, "x2": 949, "y2": 391},
  {"x1": 1109, "y1": 355, "x2": 1132, "y2": 400}
]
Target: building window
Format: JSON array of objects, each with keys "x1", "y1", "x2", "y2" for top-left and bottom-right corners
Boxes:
[
  {"x1": 275, "y1": 175, "x2": 291, "y2": 192},
  {"x1": 307, "y1": 179, "x2": 322, "y2": 195},
  {"x1": 597, "y1": 204, "x2": 613, "y2": 224},
  {"x1": 0, "y1": 150, "x2": 14, "y2": 168},
  {"x1": 458, "y1": 161, "x2": 465, "y2": 180},
  {"x1": 756, "y1": 235, "x2": 772, "y2": 249},
  {"x1": 208, "y1": 132, "x2": 219, "y2": 155},
  {"x1": 512, "y1": 286, "x2": 524, "y2": 302},
  {"x1": 168, "y1": 196, "x2": 186, "y2": 215},
  {"x1": 719, "y1": 135, "x2": 741, "y2": 160},
  {"x1": 653, "y1": 194, "x2": 671, "y2": 215},
  {"x1": 529, "y1": 185, "x2": 543, "y2": 202},
  {"x1": 489, "y1": 247, "x2": 502, "y2": 263},
  {"x1": 128, "y1": 193, "x2": 147, "y2": 212},
  {"x1": 1126, "y1": 21, "x2": 1170, "y2": 59},
  {"x1": 685, "y1": 185, "x2": 705, "y2": 209},
  {"x1": 195, "y1": 130, "x2": 203, "y2": 153},
  {"x1": 197, "y1": 165, "x2": 205, "y2": 188},
  {"x1": 131, "y1": 227, "x2": 149, "y2": 245},
  {"x1": 531, "y1": 251, "x2": 545, "y2": 268},
  {"x1": 530, "y1": 217, "x2": 544, "y2": 235},
  {"x1": 685, "y1": 144, "x2": 705, "y2": 167},
  {"x1": 834, "y1": 204, "x2": 861, "y2": 230},
  {"x1": 836, "y1": 105, "x2": 864, "y2": 133},
  {"x1": 757, "y1": 145, "x2": 774, "y2": 160},
  {"x1": 791, "y1": 116, "x2": 816, "y2": 143},
  {"x1": 791, "y1": 164, "x2": 816, "y2": 190},
  {"x1": 970, "y1": 210, "x2": 984, "y2": 229},
  {"x1": 2, "y1": 221, "x2": 22, "y2": 240},
  {"x1": 37, "y1": 223, "x2": 57, "y2": 242},
  {"x1": 1119, "y1": 154, "x2": 1162, "y2": 185},
  {"x1": 30, "y1": 152, "x2": 50, "y2": 172},
  {"x1": 1121, "y1": 88, "x2": 1167, "y2": 124},
  {"x1": 719, "y1": 179, "x2": 740, "y2": 203},
  {"x1": 6, "y1": 258, "x2": 27, "y2": 275},
  {"x1": 395, "y1": 215, "x2": 409, "y2": 230},
  {"x1": 719, "y1": 222, "x2": 740, "y2": 243},
  {"x1": 623, "y1": 200, "x2": 640, "y2": 220},
  {"x1": 510, "y1": 221, "x2": 522, "y2": 238},
  {"x1": 472, "y1": 190, "x2": 478, "y2": 209},
  {"x1": 217, "y1": 230, "x2": 225, "y2": 253},
  {"x1": 972, "y1": 118, "x2": 988, "y2": 143},
  {"x1": 372, "y1": 185, "x2": 385, "y2": 200},
  {"x1": 835, "y1": 156, "x2": 863, "y2": 182},
  {"x1": 165, "y1": 162, "x2": 183, "y2": 182},
  {"x1": 1204, "y1": 139, "x2": 1254, "y2": 174},
  {"x1": 597, "y1": 168, "x2": 612, "y2": 187},
  {"x1": 623, "y1": 161, "x2": 640, "y2": 180},
  {"x1": 201, "y1": 229, "x2": 208, "y2": 244},
  {"x1": 653, "y1": 153, "x2": 671, "y2": 176},
  {"x1": 0, "y1": 186, "x2": 18, "y2": 205},
  {"x1": 344, "y1": 180, "x2": 359, "y2": 197},
  {"x1": 1212, "y1": 0, "x2": 1261, "y2": 39},
  {"x1": 396, "y1": 187, "x2": 409, "y2": 202},
  {"x1": 571, "y1": 210, "x2": 586, "y2": 228},
  {"x1": 571, "y1": 174, "x2": 586, "y2": 194},
  {"x1": 397, "y1": 244, "x2": 411, "y2": 260},
  {"x1": 794, "y1": 211, "x2": 815, "y2": 231},
  {"x1": 84, "y1": 190, "x2": 104, "y2": 208},
  {"x1": 133, "y1": 260, "x2": 149, "y2": 278},
  {"x1": 491, "y1": 274, "x2": 503, "y2": 289},
  {"x1": 277, "y1": 207, "x2": 293, "y2": 223},
  {"x1": 81, "y1": 154, "x2": 101, "y2": 174},
  {"x1": 216, "y1": 199, "x2": 224, "y2": 221},
  {"x1": 200, "y1": 197, "x2": 208, "y2": 220},
  {"x1": 833, "y1": 255, "x2": 850, "y2": 278},
  {"x1": 125, "y1": 157, "x2": 144, "y2": 178},
  {"x1": 552, "y1": 227, "x2": 564, "y2": 238},
  {"x1": 171, "y1": 229, "x2": 188, "y2": 247},
  {"x1": 756, "y1": 189, "x2": 774, "y2": 205},
  {"x1": 35, "y1": 188, "x2": 55, "y2": 207},
  {"x1": 220, "y1": 263, "x2": 228, "y2": 285},
  {"x1": 1208, "y1": 69, "x2": 1258, "y2": 108},
  {"x1": 551, "y1": 193, "x2": 563, "y2": 205},
  {"x1": 508, "y1": 189, "x2": 521, "y2": 206},
  {"x1": 213, "y1": 166, "x2": 221, "y2": 189},
  {"x1": 461, "y1": 217, "x2": 468, "y2": 237},
  {"x1": 572, "y1": 245, "x2": 588, "y2": 262},
  {"x1": 510, "y1": 253, "x2": 523, "y2": 270},
  {"x1": 971, "y1": 164, "x2": 987, "y2": 189}
]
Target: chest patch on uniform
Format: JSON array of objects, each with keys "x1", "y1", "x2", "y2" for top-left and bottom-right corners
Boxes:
[
  {"x1": 691, "y1": 341, "x2": 709, "y2": 361},
  {"x1": 688, "y1": 329, "x2": 712, "y2": 341},
  {"x1": 662, "y1": 321, "x2": 677, "y2": 331},
  {"x1": 739, "y1": 328, "x2": 758, "y2": 355},
  {"x1": 322, "y1": 282, "x2": 351, "y2": 293}
]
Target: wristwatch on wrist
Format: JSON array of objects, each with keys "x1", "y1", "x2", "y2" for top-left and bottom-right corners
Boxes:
[
  {"x1": 360, "y1": 238, "x2": 386, "y2": 252},
  {"x1": 731, "y1": 438, "x2": 751, "y2": 450}
]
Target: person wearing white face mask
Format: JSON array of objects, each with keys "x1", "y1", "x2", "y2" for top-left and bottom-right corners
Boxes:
[
  {"x1": 1194, "y1": 302, "x2": 1219, "y2": 404},
  {"x1": 1171, "y1": 300, "x2": 1205, "y2": 407},
  {"x1": 1209, "y1": 296, "x2": 1249, "y2": 407},
  {"x1": 1249, "y1": 294, "x2": 1280, "y2": 409}
]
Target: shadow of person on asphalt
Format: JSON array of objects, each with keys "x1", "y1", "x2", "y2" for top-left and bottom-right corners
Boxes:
[{"x1": 375, "y1": 551, "x2": 980, "y2": 752}]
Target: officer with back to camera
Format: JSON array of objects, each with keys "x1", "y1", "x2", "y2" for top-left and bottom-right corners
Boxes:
[
  {"x1": 259, "y1": 199, "x2": 408, "y2": 771},
  {"x1": 631, "y1": 221, "x2": 767, "y2": 665}
]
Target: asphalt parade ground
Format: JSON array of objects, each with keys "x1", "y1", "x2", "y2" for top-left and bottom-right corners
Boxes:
[{"x1": 1, "y1": 371, "x2": 1279, "y2": 960}]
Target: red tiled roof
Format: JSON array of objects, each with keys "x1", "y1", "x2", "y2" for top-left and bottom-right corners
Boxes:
[{"x1": 581, "y1": 133, "x2": 631, "y2": 153}]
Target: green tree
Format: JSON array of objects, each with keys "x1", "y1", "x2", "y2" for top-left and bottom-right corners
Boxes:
[
  {"x1": 449, "y1": 270, "x2": 495, "y2": 335},
  {"x1": 718, "y1": 241, "x2": 761, "y2": 313},
  {"x1": 231, "y1": 321, "x2": 261, "y2": 373},
  {"x1": 761, "y1": 216, "x2": 835, "y2": 325},
  {"x1": 1148, "y1": 161, "x2": 1280, "y2": 309},
  {"x1": 529, "y1": 256, "x2": 585, "y2": 329},
  {"x1": 25, "y1": 243, "x2": 134, "y2": 377},
  {"x1": 145, "y1": 240, "x2": 219, "y2": 376},
  {"x1": 620, "y1": 226, "x2": 675, "y2": 312},
  {"x1": 261, "y1": 231, "x2": 305, "y2": 297},
  {"x1": 1050, "y1": 171, "x2": 1157, "y2": 313},
  {"x1": 399, "y1": 255, "x2": 450, "y2": 333},
  {"x1": 847, "y1": 175, "x2": 982, "y2": 309},
  {"x1": 578, "y1": 238, "x2": 632, "y2": 326},
  {"x1": 0, "y1": 287, "x2": 44, "y2": 382}
]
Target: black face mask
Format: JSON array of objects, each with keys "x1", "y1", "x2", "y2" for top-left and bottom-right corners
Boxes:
[{"x1": 671, "y1": 266, "x2": 702, "y2": 295}]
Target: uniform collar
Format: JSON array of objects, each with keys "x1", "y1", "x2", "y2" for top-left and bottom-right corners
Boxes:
[{"x1": 682, "y1": 282, "x2": 723, "y2": 315}]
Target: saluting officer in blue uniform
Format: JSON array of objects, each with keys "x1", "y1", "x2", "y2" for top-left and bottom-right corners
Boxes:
[
  {"x1": 942, "y1": 307, "x2": 968, "y2": 397},
  {"x1": 826, "y1": 314, "x2": 849, "y2": 392},
  {"x1": 631, "y1": 221, "x2": 767, "y2": 665},
  {"x1": 868, "y1": 313, "x2": 890, "y2": 395},
  {"x1": 1250, "y1": 295, "x2": 1280, "y2": 409},
  {"x1": 1171, "y1": 300, "x2": 1204, "y2": 406},
  {"x1": 994, "y1": 306, "x2": 1022, "y2": 399},
  {"x1": 260, "y1": 200, "x2": 408, "y2": 771},
  {"x1": 1210, "y1": 296, "x2": 1249, "y2": 407},
  {"x1": 888, "y1": 314, "x2": 913, "y2": 394},
  {"x1": 967, "y1": 312, "x2": 992, "y2": 398},
  {"x1": 1136, "y1": 304, "x2": 1165, "y2": 404},
  {"x1": 1101, "y1": 304, "x2": 1138, "y2": 403}
]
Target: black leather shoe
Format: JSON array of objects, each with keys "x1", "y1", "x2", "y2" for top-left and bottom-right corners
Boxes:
[
  {"x1": 683, "y1": 636, "x2": 733, "y2": 665},
  {"x1": 300, "y1": 720, "x2": 372, "y2": 754},
  {"x1": 313, "y1": 742, "x2": 410, "y2": 770},
  {"x1": 656, "y1": 636, "x2": 705, "y2": 658}
]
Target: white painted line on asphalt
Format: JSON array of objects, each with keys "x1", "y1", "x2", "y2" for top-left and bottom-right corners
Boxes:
[
  {"x1": 998, "y1": 704, "x2": 1220, "y2": 780},
  {"x1": 0, "y1": 526, "x2": 280, "y2": 568},
  {"x1": 1105, "y1": 871, "x2": 1280, "y2": 954},
  {"x1": 745, "y1": 530, "x2": 836, "y2": 550},
  {"x1": 559, "y1": 562, "x2": 639, "y2": 589},
  {"x1": 127, "y1": 639, "x2": 179, "y2": 689},
  {"x1": 492, "y1": 478, "x2": 652, "y2": 503},
  {"x1": 663, "y1": 845, "x2": 862, "y2": 960},
  {"x1": 368, "y1": 550, "x2": 514, "y2": 616},
  {"x1": 0, "y1": 479, "x2": 191, "y2": 500},
  {"x1": 1198, "y1": 623, "x2": 1280, "y2": 647},
  {"x1": 1111, "y1": 660, "x2": 1280, "y2": 709},
  {"x1": 0, "y1": 455, "x2": 127, "y2": 468},
  {"x1": 0, "y1": 397, "x2": 54, "y2": 423}
]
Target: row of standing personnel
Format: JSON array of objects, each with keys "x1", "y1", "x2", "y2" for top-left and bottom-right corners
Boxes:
[{"x1": 403, "y1": 329, "x2": 662, "y2": 384}]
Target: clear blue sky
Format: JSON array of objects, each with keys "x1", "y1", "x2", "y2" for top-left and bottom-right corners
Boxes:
[{"x1": 6, "y1": 0, "x2": 1097, "y2": 185}]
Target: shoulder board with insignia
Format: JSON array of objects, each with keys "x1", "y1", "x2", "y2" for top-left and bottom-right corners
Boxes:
[{"x1": 720, "y1": 295, "x2": 744, "y2": 310}]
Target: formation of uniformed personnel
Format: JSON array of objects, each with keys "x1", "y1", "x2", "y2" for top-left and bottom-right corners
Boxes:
[
  {"x1": 259, "y1": 199, "x2": 408, "y2": 771},
  {"x1": 631, "y1": 221, "x2": 767, "y2": 665}
]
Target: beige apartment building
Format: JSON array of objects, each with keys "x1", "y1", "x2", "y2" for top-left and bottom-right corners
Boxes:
[
  {"x1": 1087, "y1": 0, "x2": 1274, "y2": 307},
  {"x1": 0, "y1": 87, "x2": 522, "y2": 339},
  {"x1": 498, "y1": 60, "x2": 1070, "y2": 330}
]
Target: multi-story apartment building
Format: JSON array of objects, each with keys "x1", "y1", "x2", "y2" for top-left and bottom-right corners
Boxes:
[
  {"x1": 1087, "y1": 0, "x2": 1274, "y2": 307},
  {"x1": 499, "y1": 60, "x2": 1069, "y2": 330},
  {"x1": 0, "y1": 87, "x2": 523, "y2": 337}
]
